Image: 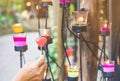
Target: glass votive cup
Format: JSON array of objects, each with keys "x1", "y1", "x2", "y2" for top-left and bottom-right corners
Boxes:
[
  {"x1": 60, "y1": 0, "x2": 70, "y2": 4},
  {"x1": 12, "y1": 23, "x2": 23, "y2": 33},
  {"x1": 100, "y1": 27, "x2": 110, "y2": 32},
  {"x1": 102, "y1": 61, "x2": 115, "y2": 72},
  {"x1": 67, "y1": 65, "x2": 79, "y2": 79},
  {"x1": 39, "y1": 28, "x2": 51, "y2": 40},
  {"x1": 13, "y1": 33, "x2": 27, "y2": 47}
]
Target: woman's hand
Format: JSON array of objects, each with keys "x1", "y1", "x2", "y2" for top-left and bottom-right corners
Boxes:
[{"x1": 12, "y1": 55, "x2": 47, "y2": 81}]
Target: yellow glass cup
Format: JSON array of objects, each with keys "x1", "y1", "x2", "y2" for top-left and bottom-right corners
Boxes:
[
  {"x1": 67, "y1": 65, "x2": 79, "y2": 78},
  {"x1": 12, "y1": 23, "x2": 23, "y2": 33}
]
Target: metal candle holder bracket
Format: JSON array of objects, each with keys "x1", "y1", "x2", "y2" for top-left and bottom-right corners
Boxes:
[
  {"x1": 72, "y1": 25, "x2": 87, "y2": 33},
  {"x1": 12, "y1": 24, "x2": 27, "y2": 68},
  {"x1": 71, "y1": 8, "x2": 88, "y2": 81},
  {"x1": 38, "y1": 28, "x2": 52, "y2": 50},
  {"x1": 99, "y1": 21, "x2": 111, "y2": 36},
  {"x1": 99, "y1": 60, "x2": 115, "y2": 81},
  {"x1": 97, "y1": 21, "x2": 111, "y2": 74},
  {"x1": 72, "y1": 9, "x2": 88, "y2": 33},
  {"x1": 14, "y1": 46, "x2": 28, "y2": 68},
  {"x1": 14, "y1": 45, "x2": 28, "y2": 52},
  {"x1": 36, "y1": 3, "x2": 56, "y2": 80},
  {"x1": 67, "y1": 77, "x2": 78, "y2": 81},
  {"x1": 13, "y1": 33, "x2": 28, "y2": 68},
  {"x1": 98, "y1": 22, "x2": 110, "y2": 70},
  {"x1": 98, "y1": 72, "x2": 115, "y2": 81},
  {"x1": 100, "y1": 31, "x2": 110, "y2": 36},
  {"x1": 96, "y1": 21, "x2": 111, "y2": 79}
]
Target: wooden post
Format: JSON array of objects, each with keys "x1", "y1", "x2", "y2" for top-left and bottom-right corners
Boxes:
[
  {"x1": 112, "y1": 0, "x2": 120, "y2": 80},
  {"x1": 52, "y1": 0, "x2": 64, "y2": 81},
  {"x1": 111, "y1": 0, "x2": 120, "y2": 60},
  {"x1": 79, "y1": 0, "x2": 100, "y2": 81}
]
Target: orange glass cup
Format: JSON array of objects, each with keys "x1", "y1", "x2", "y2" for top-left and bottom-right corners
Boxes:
[{"x1": 12, "y1": 23, "x2": 23, "y2": 33}]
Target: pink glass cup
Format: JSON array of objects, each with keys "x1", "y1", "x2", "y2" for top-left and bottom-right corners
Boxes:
[
  {"x1": 100, "y1": 27, "x2": 110, "y2": 32},
  {"x1": 102, "y1": 61, "x2": 115, "y2": 72},
  {"x1": 13, "y1": 34, "x2": 27, "y2": 46},
  {"x1": 60, "y1": 0, "x2": 70, "y2": 3}
]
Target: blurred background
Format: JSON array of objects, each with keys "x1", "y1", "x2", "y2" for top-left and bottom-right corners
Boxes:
[{"x1": 0, "y1": 0, "x2": 111, "y2": 81}]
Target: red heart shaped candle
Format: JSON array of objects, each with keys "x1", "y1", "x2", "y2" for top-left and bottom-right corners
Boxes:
[{"x1": 36, "y1": 37, "x2": 47, "y2": 48}]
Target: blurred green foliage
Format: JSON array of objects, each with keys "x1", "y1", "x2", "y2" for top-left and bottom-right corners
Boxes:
[
  {"x1": 0, "y1": 0, "x2": 24, "y2": 8},
  {"x1": 0, "y1": 0, "x2": 24, "y2": 35},
  {"x1": 0, "y1": 12, "x2": 14, "y2": 28}
]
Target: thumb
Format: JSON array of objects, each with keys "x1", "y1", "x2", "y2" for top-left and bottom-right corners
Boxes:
[{"x1": 35, "y1": 55, "x2": 46, "y2": 67}]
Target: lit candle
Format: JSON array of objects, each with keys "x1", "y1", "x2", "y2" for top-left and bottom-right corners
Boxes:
[
  {"x1": 26, "y1": 2, "x2": 31, "y2": 7},
  {"x1": 100, "y1": 27, "x2": 110, "y2": 32},
  {"x1": 100, "y1": 21, "x2": 111, "y2": 32},
  {"x1": 102, "y1": 60, "x2": 115, "y2": 72},
  {"x1": 76, "y1": 16, "x2": 84, "y2": 25},
  {"x1": 40, "y1": 28, "x2": 51, "y2": 40}
]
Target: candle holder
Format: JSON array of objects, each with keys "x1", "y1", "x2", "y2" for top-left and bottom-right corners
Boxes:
[
  {"x1": 71, "y1": 10, "x2": 88, "y2": 79},
  {"x1": 13, "y1": 33, "x2": 27, "y2": 47},
  {"x1": 102, "y1": 60, "x2": 115, "y2": 73},
  {"x1": 39, "y1": 28, "x2": 52, "y2": 44},
  {"x1": 98, "y1": 60, "x2": 115, "y2": 81},
  {"x1": 13, "y1": 33, "x2": 28, "y2": 51},
  {"x1": 59, "y1": 0, "x2": 70, "y2": 7},
  {"x1": 13, "y1": 33, "x2": 28, "y2": 68},
  {"x1": 12, "y1": 23, "x2": 23, "y2": 33},
  {"x1": 100, "y1": 21, "x2": 111, "y2": 36},
  {"x1": 67, "y1": 65, "x2": 79, "y2": 81},
  {"x1": 41, "y1": 0, "x2": 52, "y2": 6},
  {"x1": 103, "y1": 72, "x2": 115, "y2": 78},
  {"x1": 72, "y1": 8, "x2": 88, "y2": 33},
  {"x1": 13, "y1": 33, "x2": 28, "y2": 52},
  {"x1": 100, "y1": 27, "x2": 110, "y2": 36}
]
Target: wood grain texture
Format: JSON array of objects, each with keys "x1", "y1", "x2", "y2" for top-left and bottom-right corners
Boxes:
[{"x1": 79, "y1": 0, "x2": 100, "y2": 81}]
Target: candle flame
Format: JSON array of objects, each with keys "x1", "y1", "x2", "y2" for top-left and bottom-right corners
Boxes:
[
  {"x1": 78, "y1": 17, "x2": 84, "y2": 22},
  {"x1": 104, "y1": 23, "x2": 107, "y2": 28}
]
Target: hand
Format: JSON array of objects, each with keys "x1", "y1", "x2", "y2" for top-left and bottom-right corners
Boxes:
[{"x1": 12, "y1": 55, "x2": 47, "y2": 81}]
